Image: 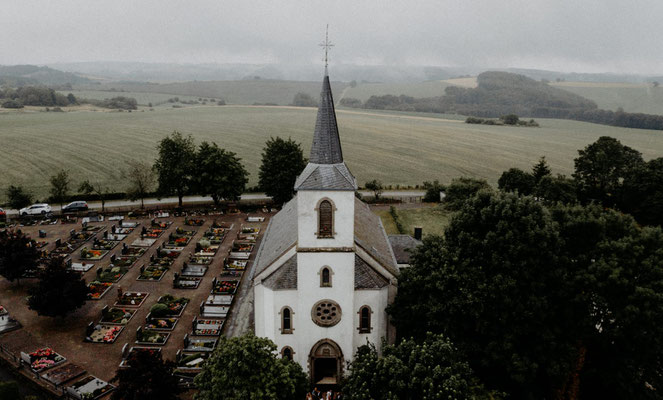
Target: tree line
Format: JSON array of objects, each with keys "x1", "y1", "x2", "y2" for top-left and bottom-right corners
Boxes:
[
  {"x1": 339, "y1": 71, "x2": 663, "y2": 131},
  {"x1": 0, "y1": 86, "x2": 137, "y2": 110},
  {"x1": 4, "y1": 132, "x2": 308, "y2": 212}
]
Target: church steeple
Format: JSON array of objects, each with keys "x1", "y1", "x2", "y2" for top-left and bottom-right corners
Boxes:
[
  {"x1": 294, "y1": 29, "x2": 357, "y2": 192},
  {"x1": 309, "y1": 75, "x2": 343, "y2": 164}
]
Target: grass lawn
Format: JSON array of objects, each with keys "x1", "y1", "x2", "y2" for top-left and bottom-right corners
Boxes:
[
  {"x1": 376, "y1": 205, "x2": 452, "y2": 238},
  {"x1": 1, "y1": 105, "x2": 663, "y2": 200}
]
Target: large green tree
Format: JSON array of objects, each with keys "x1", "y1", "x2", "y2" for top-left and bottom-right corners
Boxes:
[
  {"x1": 389, "y1": 192, "x2": 663, "y2": 398},
  {"x1": 573, "y1": 136, "x2": 643, "y2": 206},
  {"x1": 195, "y1": 334, "x2": 307, "y2": 400},
  {"x1": 125, "y1": 161, "x2": 155, "y2": 209},
  {"x1": 0, "y1": 229, "x2": 39, "y2": 283},
  {"x1": 28, "y1": 258, "x2": 88, "y2": 318},
  {"x1": 49, "y1": 169, "x2": 70, "y2": 208},
  {"x1": 258, "y1": 137, "x2": 307, "y2": 205},
  {"x1": 111, "y1": 349, "x2": 180, "y2": 400},
  {"x1": 5, "y1": 185, "x2": 33, "y2": 210},
  {"x1": 620, "y1": 157, "x2": 663, "y2": 227},
  {"x1": 442, "y1": 177, "x2": 492, "y2": 210},
  {"x1": 153, "y1": 131, "x2": 196, "y2": 207},
  {"x1": 343, "y1": 334, "x2": 492, "y2": 400},
  {"x1": 194, "y1": 142, "x2": 249, "y2": 207},
  {"x1": 497, "y1": 168, "x2": 535, "y2": 195}
]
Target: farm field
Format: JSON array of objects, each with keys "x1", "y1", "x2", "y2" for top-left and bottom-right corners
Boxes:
[
  {"x1": 340, "y1": 81, "x2": 452, "y2": 102},
  {"x1": 549, "y1": 82, "x2": 663, "y2": 115},
  {"x1": 77, "y1": 80, "x2": 348, "y2": 106},
  {"x1": 58, "y1": 90, "x2": 203, "y2": 107},
  {"x1": 1, "y1": 105, "x2": 663, "y2": 200}
]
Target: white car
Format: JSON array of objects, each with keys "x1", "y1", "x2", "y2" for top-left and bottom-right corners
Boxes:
[{"x1": 19, "y1": 203, "x2": 52, "y2": 216}]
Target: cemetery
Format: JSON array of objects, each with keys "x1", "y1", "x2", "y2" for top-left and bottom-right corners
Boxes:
[{"x1": 0, "y1": 209, "x2": 268, "y2": 397}]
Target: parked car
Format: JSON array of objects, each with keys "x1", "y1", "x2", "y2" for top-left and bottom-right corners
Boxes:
[
  {"x1": 62, "y1": 201, "x2": 89, "y2": 213},
  {"x1": 19, "y1": 204, "x2": 52, "y2": 216},
  {"x1": 0, "y1": 208, "x2": 5, "y2": 220}
]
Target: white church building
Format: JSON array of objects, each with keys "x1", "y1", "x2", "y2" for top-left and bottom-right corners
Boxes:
[{"x1": 253, "y1": 69, "x2": 399, "y2": 385}]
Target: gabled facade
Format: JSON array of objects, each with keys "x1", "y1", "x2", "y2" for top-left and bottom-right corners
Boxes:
[{"x1": 253, "y1": 72, "x2": 398, "y2": 386}]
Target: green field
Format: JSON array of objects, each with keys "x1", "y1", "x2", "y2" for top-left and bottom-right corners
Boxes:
[
  {"x1": 340, "y1": 81, "x2": 452, "y2": 102},
  {"x1": 550, "y1": 83, "x2": 663, "y2": 115},
  {"x1": 1, "y1": 105, "x2": 662, "y2": 200},
  {"x1": 376, "y1": 205, "x2": 451, "y2": 238},
  {"x1": 78, "y1": 80, "x2": 348, "y2": 106}
]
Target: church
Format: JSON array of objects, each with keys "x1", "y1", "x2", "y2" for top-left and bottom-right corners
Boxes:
[{"x1": 252, "y1": 67, "x2": 399, "y2": 385}]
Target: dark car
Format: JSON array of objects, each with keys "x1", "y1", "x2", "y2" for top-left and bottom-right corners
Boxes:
[
  {"x1": 0, "y1": 208, "x2": 5, "y2": 221},
  {"x1": 62, "y1": 201, "x2": 89, "y2": 213}
]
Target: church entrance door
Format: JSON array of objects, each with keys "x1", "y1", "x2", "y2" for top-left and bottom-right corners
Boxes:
[{"x1": 309, "y1": 339, "x2": 344, "y2": 386}]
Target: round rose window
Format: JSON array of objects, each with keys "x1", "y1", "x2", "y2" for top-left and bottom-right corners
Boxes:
[{"x1": 311, "y1": 300, "x2": 342, "y2": 327}]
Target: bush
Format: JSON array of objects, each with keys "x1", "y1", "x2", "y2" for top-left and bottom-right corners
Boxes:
[
  {"x1": 1, "y1": 99, "x2": 23, "y2": 109},
  {"x1": 149, "y1": 303, "x2": 169, "y2": 317},
  {"x1": 500, "y1": 114, "x2": 519, "y2": 125}
]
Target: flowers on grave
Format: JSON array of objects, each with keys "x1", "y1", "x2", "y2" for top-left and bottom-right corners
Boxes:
[
  {"x1": 213, "y1": 280, "x2": 238, "y2": 294},
  {"x1": 28, "y1": 348, "x2": 65, "y2": 371},
  {"x1": 175, "y1": 237, "x2": 188, "y2": 244},
  {"x1": 88, "y1": 282, "x2": 113, "y2": 299},
  {"x1": 103, "y1": 326, "x2": 122, "y2": 343}
]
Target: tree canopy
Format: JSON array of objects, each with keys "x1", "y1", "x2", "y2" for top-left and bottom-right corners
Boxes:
[
  {"x1": 125, "y1": 161, "x2": 155, "y2": 209},
  {"x1": 388, "y1": 191, "x2": 663, "y2": 398},
  {"x1": 111, "y1": 348, "x2": 180, "y2": 400},
  {"x1": 194, "y1": 142, "x2": 248, "y2": 206},
  {"x1": 573, "y1": 136, "x2": 643, "y2": 206},
  {"x1": 153, "y1": 131, "x2": 196, "y2": 207},
  {"x1": 5, "y1": 185, "x2": 33, "y2": 210},
  {"x1": 28, "y1": 258, "x2": 88, "y2": 318},
  {"x1": 49, "y1": 169, "x2": 70, "y2": 206},
  {"x1": 443, "y1": 177, "x2": 491, "y2": 210},
  {"x1": 497, "y1": 167, "x2": 535, "y2": 195},
  {"x1": 0, "y1": 229, "x2": 39, "y2": 283},
  {"x1": 258, "y1": 137, "x2": 307, "y2": 205},
  {"x1": 195, "y1": 334, "x2": 307, "y2": 400},
  {"x1": 343, "y1": 335, "x2": 492, "y2": 400}
]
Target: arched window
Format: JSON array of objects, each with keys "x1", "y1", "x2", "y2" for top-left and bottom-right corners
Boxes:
[
  {"x1": 318, "y1": 200, "x2": 333, "y2": 238},
  {"x1": 320, "y1": 267, "x2": 332, "y2": 287},
  {"x1": 281, "y1": 346, "x2": 294, "y2": 361},
  {"x1": 359, "y1": 306, "x2": 371, "y2": 333},
  {"x1": 281, "y1": 307, "x2": 293, "y2": 334}
]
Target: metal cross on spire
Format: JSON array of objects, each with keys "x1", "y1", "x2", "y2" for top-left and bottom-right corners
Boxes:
[{"x1": 319, "y1": 24, "x2": 334, "y2": 74}]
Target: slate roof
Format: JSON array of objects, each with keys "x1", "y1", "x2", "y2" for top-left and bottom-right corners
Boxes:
[
  {"x1": 294, "y1": 163, "x2": 357, "y2": 191},
  {"x1": 388, "y1": 235, "x2": 422, "y2": 265},
  {"x1": 263, "y1": 255, "x2": 297, "y2": 290},
  {"x1": 354, "y1": 255, "x2": 389, "y2": 289},
  {"x1": 254, "y1": 196, "x2": 399, "y2": 280},
  {"x1": 353, "y1": 198, "x2": 400, "y2": 276},
  {"x1": 252, "y1": 197, "x2": 298, "y2": 278},
  {"x1": 310, "y1": 75, "x2": 343, "y2": 164}
]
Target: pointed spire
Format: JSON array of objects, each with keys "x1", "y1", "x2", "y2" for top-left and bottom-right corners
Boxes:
[{"x1": 309, "y1": 75, "x2": 343, "y2": 164}]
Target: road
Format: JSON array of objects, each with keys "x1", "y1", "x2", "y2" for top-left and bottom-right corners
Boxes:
[{"x1": 4, "y1": 191, "x2": 424, "y2": 216}]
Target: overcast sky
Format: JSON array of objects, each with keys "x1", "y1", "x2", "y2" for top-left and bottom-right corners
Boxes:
[{"x1": 2, "y1": 0, "x2": 662, "y2": 74}]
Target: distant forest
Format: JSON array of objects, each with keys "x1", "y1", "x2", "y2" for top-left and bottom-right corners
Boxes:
[
  {"x1": 0, "y1": 86, "x2": 137, "y2": 110},
  {"x1": 342, "y1": 71, "x2": 663, "y2": 131}
]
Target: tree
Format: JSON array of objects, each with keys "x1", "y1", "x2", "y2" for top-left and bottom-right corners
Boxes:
[
  {"x1": 5, "y1": 185, "x2": 33, "y2": 210},
  {"x1": 389, "y1": 192, "x2": 663, "y2": 398},
  {"x1": 194, "y1": 142, "x2": 249, "y2": 207},
  {"x1": 28, "y1": 258, "x2": 88, "y2": 318},
  {"x1": 534, "y1": 174, "x2": 577, "y2": 204},
  {"x1": 0, "y1": 229, "x2": 39, "y2": 284},
  {"x1": 291, "y1": 92, "x2": 317, "y2": 107},
  {"x1": 573, "y1": 136, "x2": 643, "y2": 206},
  {"x1": 195, "y1": 334, "x2": 307, "y2": 400},
  {"x1": 66, "y1": 93, "x2": 77, "y2": 105},
  {"x1": 258, "y1": 137, "x2": 307, "y2": 205},
  {"x1": 422, "y1": 180, "x2": 445, "y2": 202},
  {"x1": 620, "y1": 157, "x2": 663, "y2": 227},
  {"x1": 78, "y1": 180, "x2": 112, "y2": 213},
  {"x1": 497, "y1": 168, "x2": 535, "y2": 195},
  {"x1": 500, "y1": 114, "x2": 519, "y2": 125},
  {"x1": 531, "y1": 156, "x2": 552, "y2": 183},
  {"x1": 49, "y1": 169, "x2": 70, "y2": 208},
  {"x1": 124, "y1": 161, "x2": 155, "y2": 209},
  {"x1": 364, "y1": 179, "x2": 383, "y2": 200},
  {"x1": 343, "y1": 335, "x2": 491, "y2": 400},
  {"x1": 111, "y1": 349, "x2": 180, "y2": 400},
  {"x1": 443, "y1": 177, "x2": 492, "y2": 210},
  {"x1": 153, "y1": 131, "x2": 196, "y2": 207}
]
